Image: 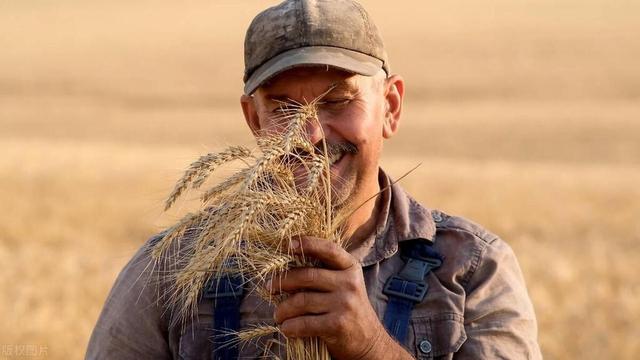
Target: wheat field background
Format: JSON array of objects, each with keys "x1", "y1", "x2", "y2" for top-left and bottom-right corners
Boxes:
[{"x1": 1, "y1": 0, "x2": 639, "y2": 359}]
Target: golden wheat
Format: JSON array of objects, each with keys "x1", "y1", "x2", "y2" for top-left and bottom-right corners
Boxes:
[
  {"x1": 152, "y1": 94, "x2": 342, "y2": 359},
  {"x1": 236, "y1": 325, "x2": 281, "y2": 342},
  {"x1": 164, "y1": 146, "x2": 252, "y2": 211}
]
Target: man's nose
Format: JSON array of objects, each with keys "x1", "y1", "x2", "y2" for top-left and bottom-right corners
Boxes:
[{"x1": 304, "y1": 117, "x2": 326, "y2": 145}]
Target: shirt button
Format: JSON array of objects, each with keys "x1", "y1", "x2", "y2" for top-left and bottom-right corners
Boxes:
[{"x1": 419, "y1": 339, "x2": 432, "y2": 354}]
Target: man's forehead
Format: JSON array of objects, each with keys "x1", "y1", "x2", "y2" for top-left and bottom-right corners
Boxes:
[{"x1": 257, "y1": 69, "x2": 366, "y2": 101}]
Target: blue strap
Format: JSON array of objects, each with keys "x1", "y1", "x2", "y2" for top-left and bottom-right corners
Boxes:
[
  {"x1": 382, "y1": 239, "x2": 442, "y2": 344},
  {"x1": 204, "y1": 274, "x2": 244, "y2": 360}
]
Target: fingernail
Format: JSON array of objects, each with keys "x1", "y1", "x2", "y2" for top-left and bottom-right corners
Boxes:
[
  {"x1": 290, "y1": 239, "x2": 300, "y2": 250},
  {"x1": 265, "y1": 279, "x2": 272, "y2": 290}
]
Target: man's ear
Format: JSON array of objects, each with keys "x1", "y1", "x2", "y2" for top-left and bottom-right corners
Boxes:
[
  {"x1": 240, "y1": 94, "x2": 261, "y2": 136},
  {"x1": 382, "y1": 74, "x2": 404, "y2": 139}
]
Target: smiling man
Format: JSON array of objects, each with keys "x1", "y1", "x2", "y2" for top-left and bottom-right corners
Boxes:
[
  {"x1": 86, "y1": 1, "x2": 542, "y2": 359},
  {"x1": 242, "y1": 66, "x2": 397, "y2": 248}
]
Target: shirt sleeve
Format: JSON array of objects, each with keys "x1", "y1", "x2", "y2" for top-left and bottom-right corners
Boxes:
[
  {"x1": 456, "y1": 237, "x2": 542, "y2": 360},
  {"x1": 85, "y1": 241, "x2": 172, "y2": 360}
]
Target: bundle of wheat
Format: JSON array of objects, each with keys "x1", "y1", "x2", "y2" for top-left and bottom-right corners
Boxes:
[{"x1": 151, "y1": 93, "x2": 346, "y2": 359}]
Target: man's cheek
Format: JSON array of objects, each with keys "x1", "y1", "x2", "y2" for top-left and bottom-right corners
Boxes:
[{"x1": 351, "y1": 122, "x2": 380, "y2": 150}]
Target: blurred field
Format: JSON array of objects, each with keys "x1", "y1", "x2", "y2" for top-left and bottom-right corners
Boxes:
[{"x1": 1, "y1": 1, "x2": 639, "y2": 359}]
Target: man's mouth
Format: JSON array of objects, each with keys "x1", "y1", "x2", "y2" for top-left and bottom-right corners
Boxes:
[
  {"x1": 287, "y1": 142, "x2": 356, "y2": 167},
  {"x1": 285, "y1": 150, "x2": 344, "y2": 173},
  {"x1": 282, "y1": 142, "x2": 357, "y2": 185},
  {"x1": 324, "y1": 142, "x2": 357, "y2": 167}
]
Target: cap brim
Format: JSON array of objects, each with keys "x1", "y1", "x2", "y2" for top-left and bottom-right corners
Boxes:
[{"x1": 244, "y1": 46, "x2": 384, "y2": 95}]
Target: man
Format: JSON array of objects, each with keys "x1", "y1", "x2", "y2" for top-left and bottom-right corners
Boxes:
[{"x1": 86, "y1": 0, "x2": 542, "y2": 359}]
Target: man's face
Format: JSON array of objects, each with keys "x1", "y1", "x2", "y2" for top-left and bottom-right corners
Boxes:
[{"x1": 241, "y1": 67, "x2": 400, "y2": 210}]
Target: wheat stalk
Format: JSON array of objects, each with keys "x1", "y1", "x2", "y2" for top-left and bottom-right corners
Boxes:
[
  {"x1": 237, "y1": 324, "x2": 281, "y2": 342},
  {"x1": 164, "y1": 146, "x2": 252, "y2": 211}
]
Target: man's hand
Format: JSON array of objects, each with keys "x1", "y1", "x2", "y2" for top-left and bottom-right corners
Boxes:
[{"x1": 268, "y1": 236, "x2": 414, "y2": 360}]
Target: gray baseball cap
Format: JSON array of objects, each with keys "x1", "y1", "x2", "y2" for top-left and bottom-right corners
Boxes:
[{"x1": 243, "y1": 0, "x2": 390, "y2": 95}]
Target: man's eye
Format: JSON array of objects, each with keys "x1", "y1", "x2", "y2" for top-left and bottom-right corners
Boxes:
[{"x1": 322, "y1": 99, "x2": 351, "y2": 107}]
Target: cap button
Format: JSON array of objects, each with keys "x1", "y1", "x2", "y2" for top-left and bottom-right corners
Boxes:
[{"x1": 419, "y1": 339, "x2": 432, "y2": 354}]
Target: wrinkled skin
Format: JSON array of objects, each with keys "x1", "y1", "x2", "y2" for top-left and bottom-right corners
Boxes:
[{"x1": 240, "y1": 67, "x2": 412, "y2": 359}]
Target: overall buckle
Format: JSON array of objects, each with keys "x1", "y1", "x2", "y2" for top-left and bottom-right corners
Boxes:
[{"x1": 383, "y1": 275, "x2": 428, "y2": 303}]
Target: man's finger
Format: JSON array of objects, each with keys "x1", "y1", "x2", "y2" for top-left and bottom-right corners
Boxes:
[
  {"x1": 290, "y1": 236, "x2": 356, "y2": 270},
  {"x1": 269, "y1": 267, "x2": 338, "y2": 293},
  {"x1": 279, "y1": 314, "x2": 331, "y2": 339},
  {"x1": 273, "y1": 291, "x2": 333, "y2": 324}
]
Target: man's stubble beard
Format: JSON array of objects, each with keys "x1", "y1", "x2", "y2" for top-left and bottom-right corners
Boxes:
[{"x1": 328, "y1": 159, "x2": 369, "y2": 237}]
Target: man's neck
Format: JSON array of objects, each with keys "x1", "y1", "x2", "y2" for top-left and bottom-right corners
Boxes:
[{"x1": 343, "y1": 176, "x2": 383, "y2": 252}]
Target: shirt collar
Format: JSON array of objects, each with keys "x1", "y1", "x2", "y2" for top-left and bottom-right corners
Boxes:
[{"x1": 350, "y1": 168, "x2": 437, "y2": 266}]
